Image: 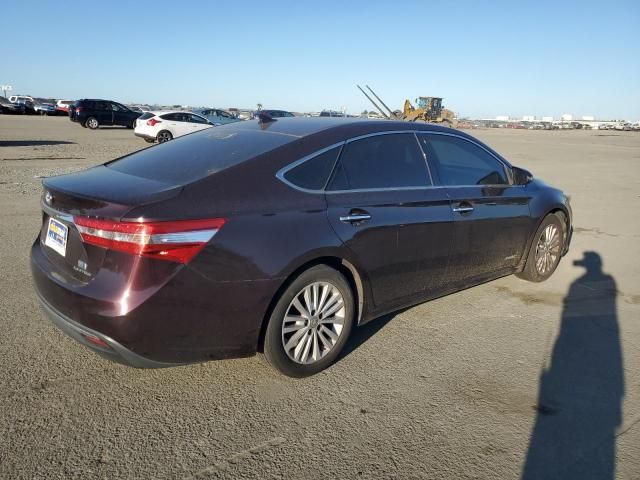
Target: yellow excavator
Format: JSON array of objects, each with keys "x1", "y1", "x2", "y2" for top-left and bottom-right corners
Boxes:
[{"x1": 357, "y1": 85, "x2": 457, "y2": 128}]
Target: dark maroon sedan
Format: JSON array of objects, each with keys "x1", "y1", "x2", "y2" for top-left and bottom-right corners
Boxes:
[{"x1": 31, "y1": 118, "x2": 572, "y2": 377}]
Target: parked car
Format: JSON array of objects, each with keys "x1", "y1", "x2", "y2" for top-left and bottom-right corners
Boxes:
[
  {"x1": 9, "y1": 95, "x2": 36, "y2": 114},
  {"x1": 320, "y1": 110, "x2": 345, "y2": 117},
  {"x1": 55, "y1": 100, "x2": 75, "y2": 115},
  {"x1": 31, "y1": 118, "x2": 572, "y2": 377},
  {"x1": 9, "y1": 95, "x2": 35, "y2": 104},
  {"x1": 34, "y1": 102, "x2": 57, "y2": 115},
  {"x1": 194, "y1": 108, "x2": 240, "y2": 125},
  {"x1": 134, "y1": 111, "x2": 214, "y2": 143},
  {"x1": 0, "y1": 96, "x2": 26, "y2": 114},
  {"x1": 253, "y1": 109, "x2": 295, "y2": 119},
  {"x1": 69, "y1": 99, "x2": 141, "y2": 129}
]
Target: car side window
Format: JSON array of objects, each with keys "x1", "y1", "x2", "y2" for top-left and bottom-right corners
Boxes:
[
  {"x1": 420, "y1": 134, "x2": 509, "y2": 186},
  {"x1": 283, "y1": 146, "x2": 341, "y2": 191},
  {"x1": 190, "y1": 114, "x2": 207, "y2": 124},
  {"x1": 327, "y1": 133, "x2": 430, "y2": 191},
  {"x1": 160, "y1": 113, "x2": 180, "y2": 121}
]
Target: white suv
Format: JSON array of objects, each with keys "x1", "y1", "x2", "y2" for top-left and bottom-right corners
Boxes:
[{"x1": 134, "y1": 111, "x2": 214, "y2": 143}]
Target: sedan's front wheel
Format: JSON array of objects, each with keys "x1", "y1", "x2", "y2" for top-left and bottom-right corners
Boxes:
[
  {"x1": 517, "y1": 213, "x2": 565, "y2": 282},
  {"x1": 263, "y1": 265, "x2": 354, "y2": 377}
]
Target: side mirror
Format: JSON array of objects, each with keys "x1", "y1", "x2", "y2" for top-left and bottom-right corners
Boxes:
[{"x1": 513, "y1": 166, "x2": 533, "y2": 185}]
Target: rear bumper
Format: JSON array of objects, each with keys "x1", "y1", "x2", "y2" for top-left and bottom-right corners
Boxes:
[
  {"x1": 30, "y1": 238, "x2": 282, "y2": 367},
  {"x1": 134, "y1": 132, "x2": 156, "y2": 141},
  {"x1": 35, "y1": 289, "x2": 178, "y2": 368}
]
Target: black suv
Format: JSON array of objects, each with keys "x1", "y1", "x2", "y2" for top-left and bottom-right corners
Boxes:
[{"x1": 69, "y1": 99, "x2": 141, "y2": 129}]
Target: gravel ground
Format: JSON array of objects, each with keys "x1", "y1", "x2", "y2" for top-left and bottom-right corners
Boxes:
[{"x1": 1, "y1": 115, "x2": 639, "y2": 479}]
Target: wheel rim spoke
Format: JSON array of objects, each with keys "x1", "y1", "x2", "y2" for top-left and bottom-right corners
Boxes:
[
  {"x1": 533, "y1": 223, "x2": 565, "y2": 275},
  {"x1": 282, "y1": 281, "x2": 346, "y2": 365},
  {"x1": 285, "y1": 327, "x2": 308, "y2": 351},
  {"x1": 292, "y1": 297, "x2": 311, "y2": 319}
]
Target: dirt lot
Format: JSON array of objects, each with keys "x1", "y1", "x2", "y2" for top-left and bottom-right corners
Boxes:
[{"x1": 1, "y1": 115, "x2": 639, "y2": 479}]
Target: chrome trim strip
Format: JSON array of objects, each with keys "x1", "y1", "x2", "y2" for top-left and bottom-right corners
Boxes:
[
  {"x1": 413, "y1": 131, "x2": 434, "y2": 186},
  {"x1": 150, "y1": 230, "x2": 217, "y2": 244},
  {"x1": 326, "y1": 186, "x2": 439, "y2": 194},
  {"x1": 75, "y1": 225, "x2": 217, "y2": 245},
  {"x1": 275, "y1": 128, "x2": 514, "y2": 195},
  {"x1": 41, "y1": 200, "x2": 74, "y2": 223}
]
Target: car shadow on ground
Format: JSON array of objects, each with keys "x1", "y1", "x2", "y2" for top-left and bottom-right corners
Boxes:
[
  {"x1": 522, "y1": 251, "x2": 623, "y2": 480},
  {"x1": 0, "y1": 140, "x2": 76, "y2": 147},
  {"x1": 338, "y1": 308, "x2": 408, "y2": 361}
]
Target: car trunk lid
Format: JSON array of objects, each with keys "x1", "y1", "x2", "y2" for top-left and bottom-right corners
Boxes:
[{"x1": 39, "y1": 166, "x2": 182, "y2": 283}]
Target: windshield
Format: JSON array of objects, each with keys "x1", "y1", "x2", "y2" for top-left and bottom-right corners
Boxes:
[{"x1": 107, "y1": 125, "x2": 295, "y2": 184}]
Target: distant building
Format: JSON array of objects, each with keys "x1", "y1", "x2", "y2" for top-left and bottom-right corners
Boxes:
[
  {"x1": 496, "y1": 115, "x2": 509, "y2": 121},
  {"x1": 542, "y1": 116, "x2": 554, "y2": 122},
  {"x1": 522, "y1": 115, "x2": 535, "y2": 122},
  {"x1": 581, "y1": 115, "x2": 595, "y2": 121},
  {"x1": 561, "y1": 113, "x2": 573, "y2": 121}
]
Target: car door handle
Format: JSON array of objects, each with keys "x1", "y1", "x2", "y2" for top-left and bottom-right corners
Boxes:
[
  {"x1": 340, "y1": 213, "x2": 372, "y2": 223},
  {"x1": 452, "y1": 203, "x2": 474, "y2": 214}
]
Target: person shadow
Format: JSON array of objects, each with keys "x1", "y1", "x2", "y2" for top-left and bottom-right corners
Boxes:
[{"x1": 522, "y1": 251, "x2": 624, "y2": 479}]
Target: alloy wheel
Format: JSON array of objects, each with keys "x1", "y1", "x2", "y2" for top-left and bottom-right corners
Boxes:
[
  {"x1": 87, "y1": 118, "x2": 98, "y2": 129},
  {"x1": 157, "y1": 131, "x2": 172, "y2": 143},
  {"x1": 535, "y1": 224, "x2": 561, "y2": 275},
  {"x1": 281, "y1": 282, "x2": 345, "y2": 365}
]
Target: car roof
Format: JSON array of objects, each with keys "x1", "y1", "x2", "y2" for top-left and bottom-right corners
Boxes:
[
  {"x1": 151, "y1": 110, "x2": 203, "y2": 116},
  {"x1": 217, "y1": 117, "x2": 460, "y2": 139}
]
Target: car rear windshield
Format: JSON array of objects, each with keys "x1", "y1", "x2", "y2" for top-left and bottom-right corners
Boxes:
[
  {"x1": 138, "y1": 112, "x2": 155, "y2": 120},
  {"x1": 107, "y1": 127, "x2": 295, "y2": 185}
]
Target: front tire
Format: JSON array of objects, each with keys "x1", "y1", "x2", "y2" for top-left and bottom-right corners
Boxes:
[
  {"x1": 86, "y1": 117, "x2": 99, "y2": 129},
  {"x1": 516, "y1": 213, "x2": 565, "y2": 282},
  {"x1": 263, "y1": 265, "x2": 355, "y2": 377}
]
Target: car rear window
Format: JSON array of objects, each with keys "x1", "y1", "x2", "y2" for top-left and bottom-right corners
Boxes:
[
  {"x1": 107, "y1": 127, "x2": 295, "y2": 185},
  {"x1": 138, "y1": 112, "x2": 155, "y2": 120}
]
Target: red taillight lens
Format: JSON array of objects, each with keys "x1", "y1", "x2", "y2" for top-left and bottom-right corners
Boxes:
[
  {"x1": 73, "y1": 217, "x2": 226, "y2": 264},
  {"x1": 76, "y1": 107, "x2": 82, "y2": 113},
  {"x1": 147, "y1": 118, "x2": 161, "y2": 126}
]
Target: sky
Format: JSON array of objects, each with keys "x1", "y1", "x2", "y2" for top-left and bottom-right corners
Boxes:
[{"x1": 2, "y1": 1, "x2": 639, "y2": 120}]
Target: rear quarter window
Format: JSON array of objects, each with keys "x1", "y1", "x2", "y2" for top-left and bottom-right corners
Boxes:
[
  {"x1": 107, "y1": 127, "x2": 295, "y2": 185},
  {"x1": 282, "y1": 146, "x2": 341, "y2": 191}
]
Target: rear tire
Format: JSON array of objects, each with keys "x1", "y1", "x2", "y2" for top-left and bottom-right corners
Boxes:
[
  {"x1": 157, "y1": 130, "x2": 172, "y2": 143},
  {"x1": 263, "y1": 265, "x2": 355, "y2": 377},
  {"x1": 86, "y1": 117, "x2": 99, "y2": 129},
  {"x1": 516, "y1": 213, "x2": 565, "y2": 282}
]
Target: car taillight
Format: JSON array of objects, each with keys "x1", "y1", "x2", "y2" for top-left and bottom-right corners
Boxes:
[
  {"x1": 73, "y1": 217, "x2": 226, "y2": 264},
  {"x1": 147, "y1": 118, "x2": 161, "y2": 126}
]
